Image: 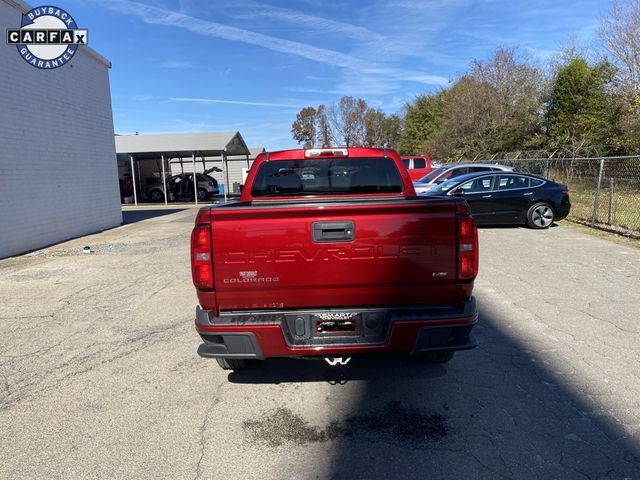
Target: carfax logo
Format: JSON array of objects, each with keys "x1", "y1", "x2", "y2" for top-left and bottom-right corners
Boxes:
[{"x1": 6, "y1": 5, "x2": 88, "y2": 69}]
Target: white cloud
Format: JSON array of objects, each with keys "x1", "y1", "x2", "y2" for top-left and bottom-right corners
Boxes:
[
  {"x1": 97, "y1": 0, "x2": 448, "y2": 87},
  {"x1": 223, "y1": 1, "x2": 385, "y2": 42},
  {"x1": 131, "y1": 94, "x2": 156, "y2": 101},
  {"x1": 161, "y1": 60, "x2": 194, "y2": 69},
  {"x1": 102, "y1": 0, "x2": 355, "y2": 67},
  {"x1": 168, "y1": 97, "x2": 301, "y2": 108}
]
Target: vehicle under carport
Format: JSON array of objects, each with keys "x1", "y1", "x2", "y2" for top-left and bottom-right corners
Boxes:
[{"x1": 115, "y1": 131, "x2": 252, "y2": 205}]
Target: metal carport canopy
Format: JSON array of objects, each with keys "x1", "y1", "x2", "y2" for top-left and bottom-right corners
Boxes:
[{"x1": 115, "y1": 131, "x2": 251, "y2": 205}]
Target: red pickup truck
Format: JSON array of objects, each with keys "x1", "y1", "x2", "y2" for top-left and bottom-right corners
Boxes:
[{"x1": 191, "y1": 147, "x2": 478, "y2": 371}]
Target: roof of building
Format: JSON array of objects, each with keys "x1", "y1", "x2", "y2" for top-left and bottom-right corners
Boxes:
[
  {"x1": 227, "y1": 147, "x2": 265, "y2": 160},
  {"x1": 115, "y1": 131, "x2": 251, "y2": 159}
]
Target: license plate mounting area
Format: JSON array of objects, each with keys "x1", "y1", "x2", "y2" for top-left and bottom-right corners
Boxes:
[{"x1": 312, "y1": 313, "x2": 361, "y2": 336}]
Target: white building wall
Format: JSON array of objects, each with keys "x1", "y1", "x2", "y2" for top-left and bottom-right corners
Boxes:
[
  {"x1": 0, "y1": 0, "x2": 122, "y2": 258},
  {"x1": 225, "y1": 158, "x2": 253, "y2": 192}
]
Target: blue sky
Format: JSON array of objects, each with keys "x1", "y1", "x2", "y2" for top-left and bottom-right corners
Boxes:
[{"x1": 58, "y1": 0, "x2": 607, "y2": 149}]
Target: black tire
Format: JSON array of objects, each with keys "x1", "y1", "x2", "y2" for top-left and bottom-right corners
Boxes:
[
  {"x1": 216, "y1": 358, "x2": 248, "y2": 371},
  {"x1": 197, "y1": 187, "x2": 208, "y2": 201},
  {"x1": 149, "y1": 189, "x2": 164, "y2": 202},
  {"x1": 413, "y1": 351, "x2": 455, "y2": 363},
  {"x1": 526, "y1": 202, "x2": 555, "y2": 229}
]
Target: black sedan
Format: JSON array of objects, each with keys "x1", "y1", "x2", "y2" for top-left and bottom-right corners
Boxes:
[{"x1": 421, "y1": 172, "x2": 571, "y2": 229}]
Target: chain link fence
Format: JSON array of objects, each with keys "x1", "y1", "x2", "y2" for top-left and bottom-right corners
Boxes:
[{"x1": 471, "y1": 156, "x2": 640, "y2": 237}]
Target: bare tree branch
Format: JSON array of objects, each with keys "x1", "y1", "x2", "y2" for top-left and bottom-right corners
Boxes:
[{"x1": 599, "y1": 0, "x2": 640, "y2": 94}]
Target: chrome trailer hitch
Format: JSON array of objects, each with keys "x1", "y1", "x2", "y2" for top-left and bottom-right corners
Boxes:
[{"x1": 324, "y1": 357, "x2": 351, "y2": 366}]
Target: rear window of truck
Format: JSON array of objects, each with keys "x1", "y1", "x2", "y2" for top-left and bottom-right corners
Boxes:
[{"x1": 251, "y1": 157, "x2": 404, "y2": 196}]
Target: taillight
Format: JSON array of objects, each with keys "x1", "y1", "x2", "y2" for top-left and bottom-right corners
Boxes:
[
  {"x1": 191, "y1": 224, "x2": 213, "y2": 289},
  {"x1": 208, "y1": 181, "x2": 214, "y2": 186},
  {"x1": 457, "y1": 215, "x2": 478, "y2": 280}
]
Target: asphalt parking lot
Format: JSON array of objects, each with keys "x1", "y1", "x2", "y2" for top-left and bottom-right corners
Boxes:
[{"x1": 1, "y1": 208, "x2": 639, "y2": 480}]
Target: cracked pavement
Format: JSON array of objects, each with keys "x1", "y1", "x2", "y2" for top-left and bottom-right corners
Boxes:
[{"x1": 0, "y1": 208, "x2": 639, "y2": 479}]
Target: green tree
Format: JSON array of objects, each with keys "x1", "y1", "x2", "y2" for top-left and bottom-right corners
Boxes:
[
  {"x1": 382, "y1": 114, "x2": 403, "y2": 149},
  {"x1": 398, "y1": 92, "x2": 444, "y2": 155},
  {"x1": 547, "y1": 57, "x2": 621, "y2": 156},
  {"x1": 469, "y1": 47, "x2": 546, "y2": 154},
  {"x1": 363, "y1": 109, "x2": 402, "y2": 148},
  {"x1": 615, "y1": 95, "x2": 640, "y2": 153},
  {"x1": 432, "y1": 76, "x2": 497, "y2": 160},
  {"x1": 400, "y1": 47, "x2": 546, "y2": 160}
]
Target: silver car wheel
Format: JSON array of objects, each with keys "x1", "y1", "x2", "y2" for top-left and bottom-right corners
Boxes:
[{"x1": 532, "y1": 205, "x2": 553, "y2": 228}]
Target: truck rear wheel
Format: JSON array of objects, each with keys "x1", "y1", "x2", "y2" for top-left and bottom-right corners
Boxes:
[
  {"x1": 216, "y1": 358, "x2": 248, "y2": 371},
  {"x1": 414, "y1": 351, "x2": 455, "y2": 363}
]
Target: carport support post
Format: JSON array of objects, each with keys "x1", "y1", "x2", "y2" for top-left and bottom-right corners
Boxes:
[
  {"x1": 223, "y1": 149, "x2": 229, "y2": 202},
  {"x1": 591, "y1": 158, "x2": 605, "y2": 227},
  {"x1": 245, "y1": 153, "x2": 250, "y2": 192},
  {"x1": 192, "y1": 153, "x2": 198, "y2": 205},
  {"x1": 129, "y1": 155, "x2": 138, "y2": 206},
  {"x1": 161, "y1": 154, "x2": 168, "y2": 206}
]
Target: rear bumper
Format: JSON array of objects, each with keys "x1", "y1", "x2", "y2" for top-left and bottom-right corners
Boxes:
[
  {"x1": 195, "y1": 298, "x2": 478, "y2": 359},
  {"x1": 557, "y1": 195, "x2": 571, "y2": 220}
]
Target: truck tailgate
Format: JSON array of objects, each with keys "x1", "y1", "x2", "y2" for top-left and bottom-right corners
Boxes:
[{"x1": 210, "y1": 199, "x2": 460, "y2": 311}]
